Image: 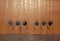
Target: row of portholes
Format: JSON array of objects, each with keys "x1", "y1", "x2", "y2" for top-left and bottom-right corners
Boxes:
[{"x1": 8, "y1": 21, "x2": 53, "y2": 26}]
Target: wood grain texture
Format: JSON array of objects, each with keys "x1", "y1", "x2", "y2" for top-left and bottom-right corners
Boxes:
[
  {"x1": 0, "y1": 35, "x2": 60, "y2": 41},
  {"x1": 0, "y1": 0, "x2": 60, "y2": 35}
]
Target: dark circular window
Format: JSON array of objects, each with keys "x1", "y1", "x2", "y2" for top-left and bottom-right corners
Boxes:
[
  {"x1": 34, "y1": 21, "x2": 39, "y2": 26},
  {"x1": 48, "y1": 21, "x2": 53, "y2": 26},
  {"x1": 16, "y1": 21, "x2": 20, "y2": 26},
  {"x1": 23, "y1": 21, "x2": 27, "y2": 26},
  {"x1": 9, "y1": 21, "x2": 13, "y2": 26},
  {"x1": 42, "y1": 22, "x2": 46, "y2": 26}
]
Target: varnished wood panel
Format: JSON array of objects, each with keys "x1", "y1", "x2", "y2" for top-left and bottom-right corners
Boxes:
[{"x1": 0, "y1": 0, "x2": 60, "y2": 35}]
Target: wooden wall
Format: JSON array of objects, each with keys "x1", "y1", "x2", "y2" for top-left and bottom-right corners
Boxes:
[{"x1": 0, "y1": 0, "x2": 60, "y2": 35}]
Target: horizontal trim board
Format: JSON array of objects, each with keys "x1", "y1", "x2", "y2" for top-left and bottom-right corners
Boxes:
[{"x1": 0, "y1": 34, "x2": 60, "y2": 41}]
